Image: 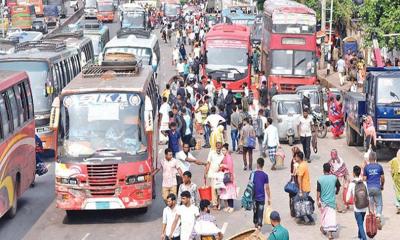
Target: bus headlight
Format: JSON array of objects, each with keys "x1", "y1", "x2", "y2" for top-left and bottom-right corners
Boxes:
[
  {"x1": 126, "y1": 174, "x2": 151, "y2": 185},
  {"x1": 377, "y1": 119, "x2": 388, "y2": 131},
  {"x1": 56, "y1": 177, "x2": 79, "y2": 185}
]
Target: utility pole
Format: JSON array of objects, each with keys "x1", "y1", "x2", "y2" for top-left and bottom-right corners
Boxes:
[{"x1": 320, "y1": 0, "x2": 326, "y2": 69}]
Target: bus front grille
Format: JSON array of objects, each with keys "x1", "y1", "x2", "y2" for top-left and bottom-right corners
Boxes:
[{"x1": 87, "y1": 164, "x2": 118, "y2": 196}]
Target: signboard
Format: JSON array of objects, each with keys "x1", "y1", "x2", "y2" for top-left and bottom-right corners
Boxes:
[{"x1": 207, "y1": 39, "x2": 247, "y2": 49}]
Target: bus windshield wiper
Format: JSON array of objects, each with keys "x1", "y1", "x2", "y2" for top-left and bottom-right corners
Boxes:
[
  {"x1": 223, "y1": 67, "x2": 242, "y2": 74},
  {"x1": 96, "y1": 148, "x2": 118, "y2": 152},
  {"x1": 294, "y1": 58, "x2": 306, "y2": 68},
  {"x1": 207, "y1": 69, "x2": 230, "y2": 74}
]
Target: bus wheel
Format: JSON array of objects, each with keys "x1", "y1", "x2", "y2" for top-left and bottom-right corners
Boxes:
[{"x1": 6, "y1": 185, "x2": 18, "y2": 218}]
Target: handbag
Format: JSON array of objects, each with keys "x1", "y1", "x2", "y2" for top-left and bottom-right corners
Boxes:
[
  {"x1": 263, "y1": 205, "x2": 273, "y2": 225},
  {"x1": 284, "y1": 177, "x2": 299, "y2": 195},
  {"x1": 293, "y1": 195, "x2": 314, "y2": 218},
  {"x1": 223, "y1": 172, "x2": 232, "y2": 184},
  {"x1": 246, "y1": 135, "x2": 256, "y2": 148}
]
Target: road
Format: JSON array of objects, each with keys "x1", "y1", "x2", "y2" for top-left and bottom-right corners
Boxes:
[{"x1": 0, "y1": 11, "x2": 399, "y2": 240}]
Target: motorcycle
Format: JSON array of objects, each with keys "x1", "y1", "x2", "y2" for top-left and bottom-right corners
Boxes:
[{"x1": 311, "y1": 110, "x2": 328, "y2": 138}]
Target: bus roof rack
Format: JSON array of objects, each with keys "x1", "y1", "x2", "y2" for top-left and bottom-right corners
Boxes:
[
  {"x1": 82, "y1": 61, "x2": 142, "y2": 78},
  {"x1": 45, "y1": 30, "x2": 84, "y2": 40},
  {"x1": 117, "y1": 29, "x2": 151, "y2": 39},
  {"x1": 14, "y1": 40, "x2": 67, "y2": 52}
]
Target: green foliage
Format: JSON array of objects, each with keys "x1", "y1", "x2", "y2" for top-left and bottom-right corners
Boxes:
[{"x1": 359, "y1": 0, "x2": 400, "y2": 48}]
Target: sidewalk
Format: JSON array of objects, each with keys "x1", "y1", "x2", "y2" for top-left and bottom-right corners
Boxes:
[{"x1": 317, "y1": 68, "x2": 352, "y2": 91}]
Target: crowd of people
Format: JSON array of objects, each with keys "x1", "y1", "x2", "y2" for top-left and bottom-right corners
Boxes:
[{"x1": 155, "y1": 3, "x2": 400, "y2": 240}]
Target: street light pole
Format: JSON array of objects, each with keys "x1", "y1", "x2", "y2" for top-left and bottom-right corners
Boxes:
[{"x1": 320, "y1": 0, "x2": 326, "y2": 69}]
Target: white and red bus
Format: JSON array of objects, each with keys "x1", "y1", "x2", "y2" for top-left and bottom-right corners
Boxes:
[
  {"x1": 0, "y1": 71, "x2": 36, "y2": 219},
  {"x1": 261, "y1": 0, "x2": 317, "y2": 93},
  {"x1": 203, "y1": 23, "x2": 252, "y2": 92},
  {"x1": 51, "y1": 62, "x2": 159, "y2": 216}
]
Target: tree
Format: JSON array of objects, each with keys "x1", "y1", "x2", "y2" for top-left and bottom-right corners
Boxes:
[{"x1": 359, "y1": 0, "x2": 400, "y2": 49}]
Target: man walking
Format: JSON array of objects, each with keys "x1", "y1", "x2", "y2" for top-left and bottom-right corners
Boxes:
[
  {"x1": 255, "y1": 109, "x2": 267, "y2": 157},
  {"x1": 268, "y1": 211, "x2": 289, "y2": 240},
  {"x1": 263, "y1": 117, "x2": 280, "y2": 170},
  {"x1": 161, "y1": 148, "x2": 183, "y2": 203},
  {"x1": 336, "y1": 57, "x2": 346, "y2": 86},
  {"x1": 346, "y1": 165, "x2": 369, "y2": 240},
  {"x1": 317, "y1": 163, "x2": 340, "y2": 239},
  {"x1": 162, "y1": 193, "x2": 180, "y2": 240},
  {"x1": 230, "y1": 105, "x2": 241, "y2": 152},
  {"x1": 295, "y1": 151, "x2": 315, "y2": 225},
  {"x1": 297, "y1": 109, "x2": 313, "y2": 162},
  {"x1": 364, "y1": 151, "x2": 385, "y2": 226},
  {"x1": 240, "y1": 118, "x2": 256, "y2": 170},
  {"x1": 169, "y1": 191, "x2": 199, "y2": 240},
  {"x1": 252, "y1": 158, "x2": 271, "y2": 230}
]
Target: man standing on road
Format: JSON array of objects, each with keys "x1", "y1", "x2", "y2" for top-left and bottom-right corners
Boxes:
[
  {"x1": 230, "y1": 105, "x2": 241, "y2": 152},
  {"x1": 297, "y1": 109, "x2": 313, "y2": 162},
  {"x1": 241, "y1": 118, "x2": 256, "y2": 171},
  {"x1": 255, "y1": 109, "x2": 267, "y2": 158},
  {"x1": 317, "y1": 163, "x2": 340, "y2": 239},
  {"x1": 161, "y1": 148, "x2": 183, "y2": 203},
  {"x1": 170, "y1": 191, "x2": 199, "y2": 240},
  {"x1": 336, "y1": 57, "x2": 346, "y2": 86},
  {"x1": 263, "y1": 117, "x2": 280, "y2": 170},
  {"x1": 162, "y1": 193, "x2": 180, "y2": 240},
  {"x1": 346, "y1": 165, "x2": 369, "y2": 240},
  {"x1": 364, "y1": 151, "x2": 385, "y2": 226},
  {"x1": 295, "y1": 151, "x2": 315, "y2": 225},
  {"x1": 252, "y1": 158, "x2": 271, "y2": 230},
  {"x1": 268, "y1": 211, "x2": 289, "y2": 240},
  {"x1": 175, "y1": 143, "x2": 205, "y2": 192}
]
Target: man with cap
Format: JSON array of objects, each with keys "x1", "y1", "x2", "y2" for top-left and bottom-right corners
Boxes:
[{"x1": 268, "y1": 211, "x2": 289, "y2": 240}]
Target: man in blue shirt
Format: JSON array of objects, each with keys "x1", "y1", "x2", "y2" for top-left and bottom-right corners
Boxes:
[
  {"x1": 364, "y1": 151, "x2": 385, "y2": 220},
  {"x1": 164, "y1": 122, "x2": 182, "y2": 158},
  {"x1": 252, "y1": 158, "x2": 271, "y2": 229}
]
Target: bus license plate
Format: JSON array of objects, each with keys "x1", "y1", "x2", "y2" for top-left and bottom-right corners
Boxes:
[{"x1": 95, "y1": 201, "x2": 110, "y2": 209}]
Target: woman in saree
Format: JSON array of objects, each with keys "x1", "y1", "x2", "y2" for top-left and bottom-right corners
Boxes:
[
  {"x1": 389, "y1": 149, "x2": 400, "y2": 214},
  {"x1": 329, "y1": 149, "x2": 349, "y2": 213},
  {"x1": 219, "y1": 143, "x2": 237, "y2": 213},
  {"x1": 328, "y1": 94, "x2": 344, "y2": 138}
]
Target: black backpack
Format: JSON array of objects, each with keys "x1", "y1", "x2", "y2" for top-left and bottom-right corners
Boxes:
[{"x1": 354, "y1": 180, "x2": 369, "y2": 209}]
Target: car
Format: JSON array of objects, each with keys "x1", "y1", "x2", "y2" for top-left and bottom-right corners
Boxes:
[{"x1": 32, "y1": 19, "x2": 48, "y2": 34}]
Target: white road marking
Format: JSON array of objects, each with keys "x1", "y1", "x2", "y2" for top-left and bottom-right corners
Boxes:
[
  {"x1": 221, "y1": 222, "x2": 228, "y2": 234},
  {"x1": 81, "y1": 233, "x2": 90, "y2": 240}
]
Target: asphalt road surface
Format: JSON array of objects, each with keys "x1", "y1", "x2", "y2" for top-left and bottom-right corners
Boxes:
[{"x1": 0, "y1": 13, "x2": 399, "y2": 240}]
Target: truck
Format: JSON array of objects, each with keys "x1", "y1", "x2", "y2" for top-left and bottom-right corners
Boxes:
[
  {"x1": 43, "y1": 4, "x2": 59, "y2": 26},
  {"x1": 344, "y1": 67, "x2": 400, "y2": 153}
]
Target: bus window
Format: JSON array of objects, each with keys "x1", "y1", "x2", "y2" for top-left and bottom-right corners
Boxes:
[
  {"x1": 16, "y1": 84, "x2": 28, "y2": 122},
  {"x1": 55, "y1": 64, "x2": 63, "y2": 88},
  {"x1": 52, "y1": 67, "x2": 60, "y2": 92},
  {"x1": 7, "y1": 88, "x2": 20, "y2": 128},
  {"x1": 23, "y1": 80, "x2": 34, "y2": 119},
  {"x1": 59, "y1": 62, "x2": 68, "y2": 87},
  {"x1": 0, "y1": 94, "x2": 10, "y2": 137}
]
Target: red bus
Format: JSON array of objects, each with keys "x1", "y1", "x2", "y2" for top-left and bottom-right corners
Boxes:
[
  {"x1": 28, "y1": 0, "x2": 44, "y2": 17},
  {"x1": 96, "y1": 0, "x2": 114, "y2": 22},
  {"x1": 6, "y1": 0, "x2": 18, "y2": 7},
  {"x1": 203, "y1": 23, "x2": 252, "y2": 92},
  {"x1": 0, "y1": 71, "x2": 36, "y2": 219},
  {"x1": 50, "y1": 63, "x2": 159, "y2": 216},
  {"x1": 261, "y1": 0, "x2": 317, "y2": 93}
]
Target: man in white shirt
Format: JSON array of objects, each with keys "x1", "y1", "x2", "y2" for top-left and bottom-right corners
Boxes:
[
  {"x1": 205, "y1": 106, "x2": 225, "y2": 131},
  {"x1": 177, "y1": 59, "x2": 185, "y2": 76},
  {"x1": 159, "y1": 96, "x2": 171, "y2": 131},
  {"x1": 297, "y1": 109, "x2": 313, "y2": 162},
  {"x1": 205, "y1": 79, "x2": 216, "y2": 104},
  {"x1": 169, "y1": 191, "x2": 200, "y2": 240},
  {"x1": 162, "y1": 193, "x2": 181, "y2": 240},
  {"x1": 263, "y1": 117, "x2": 280, "y2": 170},
  {"x1": 175, "y1": 143, "x2": 205, "y2": 190},
  {"x1": 220, "y1": 83, "x2": 229, "y2": 99}
]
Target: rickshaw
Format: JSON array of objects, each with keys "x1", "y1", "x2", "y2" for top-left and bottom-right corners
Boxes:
[
  {"x1": 296, "y1": 85, "x2": 328, "y2": 138},
  {"x1": 270, "y1": 94, "x2": 303, "y2": 146}
]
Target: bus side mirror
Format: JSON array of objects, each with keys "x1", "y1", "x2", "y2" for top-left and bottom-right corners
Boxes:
[{"x1": 49, "y1": 97, "x2": 60, "y2": 129}]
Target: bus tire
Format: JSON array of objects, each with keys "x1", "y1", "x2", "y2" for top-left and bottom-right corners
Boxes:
[{"x1": 6, "y1": 182, "x2": 18, "y2": 218}]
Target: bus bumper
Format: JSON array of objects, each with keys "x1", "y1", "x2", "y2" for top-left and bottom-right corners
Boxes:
[
  {"x1": 269, "y1": 75, "x2": 316, "y2": 93},
  {"x1": 56, "y1": 183, "x2": 152, "y2": 210}
]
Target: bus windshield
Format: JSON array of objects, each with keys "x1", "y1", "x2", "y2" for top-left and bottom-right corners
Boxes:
[
  {"x1": 0, "y1": 61, "x2": 49, "y2": 113},
  {"x1": 165, "y1": 4, "x2": 178, "y2": 16},
  {"x1": 62, "y1": 93, "x2": 147, "y2": 157},
  {"x1": 272, "y1": 13, "x2": 316, "y2": 34},
  {"x1": 97, "y1": 3, "x2": 113, "y2": 12},
  {"x1": 271, "y1": 50, "x2": 315, "y2": 76},
  {"x1": 207, "y1": 47, "x2": 247, "y2": 67},
  {"x1": 104, "y1": 47, "x2": 152, "y2": 64},
  {"x1": 122, "y1": 11, "x2": 145, "y2": 29}
]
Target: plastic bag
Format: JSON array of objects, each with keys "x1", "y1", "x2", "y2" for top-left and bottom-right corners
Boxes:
[{"x1": 263, "y1": 206, "x2": 273, "y2": 225}]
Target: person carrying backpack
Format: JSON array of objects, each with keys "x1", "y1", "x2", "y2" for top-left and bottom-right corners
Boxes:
[{"x1": 346, "y1": 165, "x2": 369, "y2": 240}]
